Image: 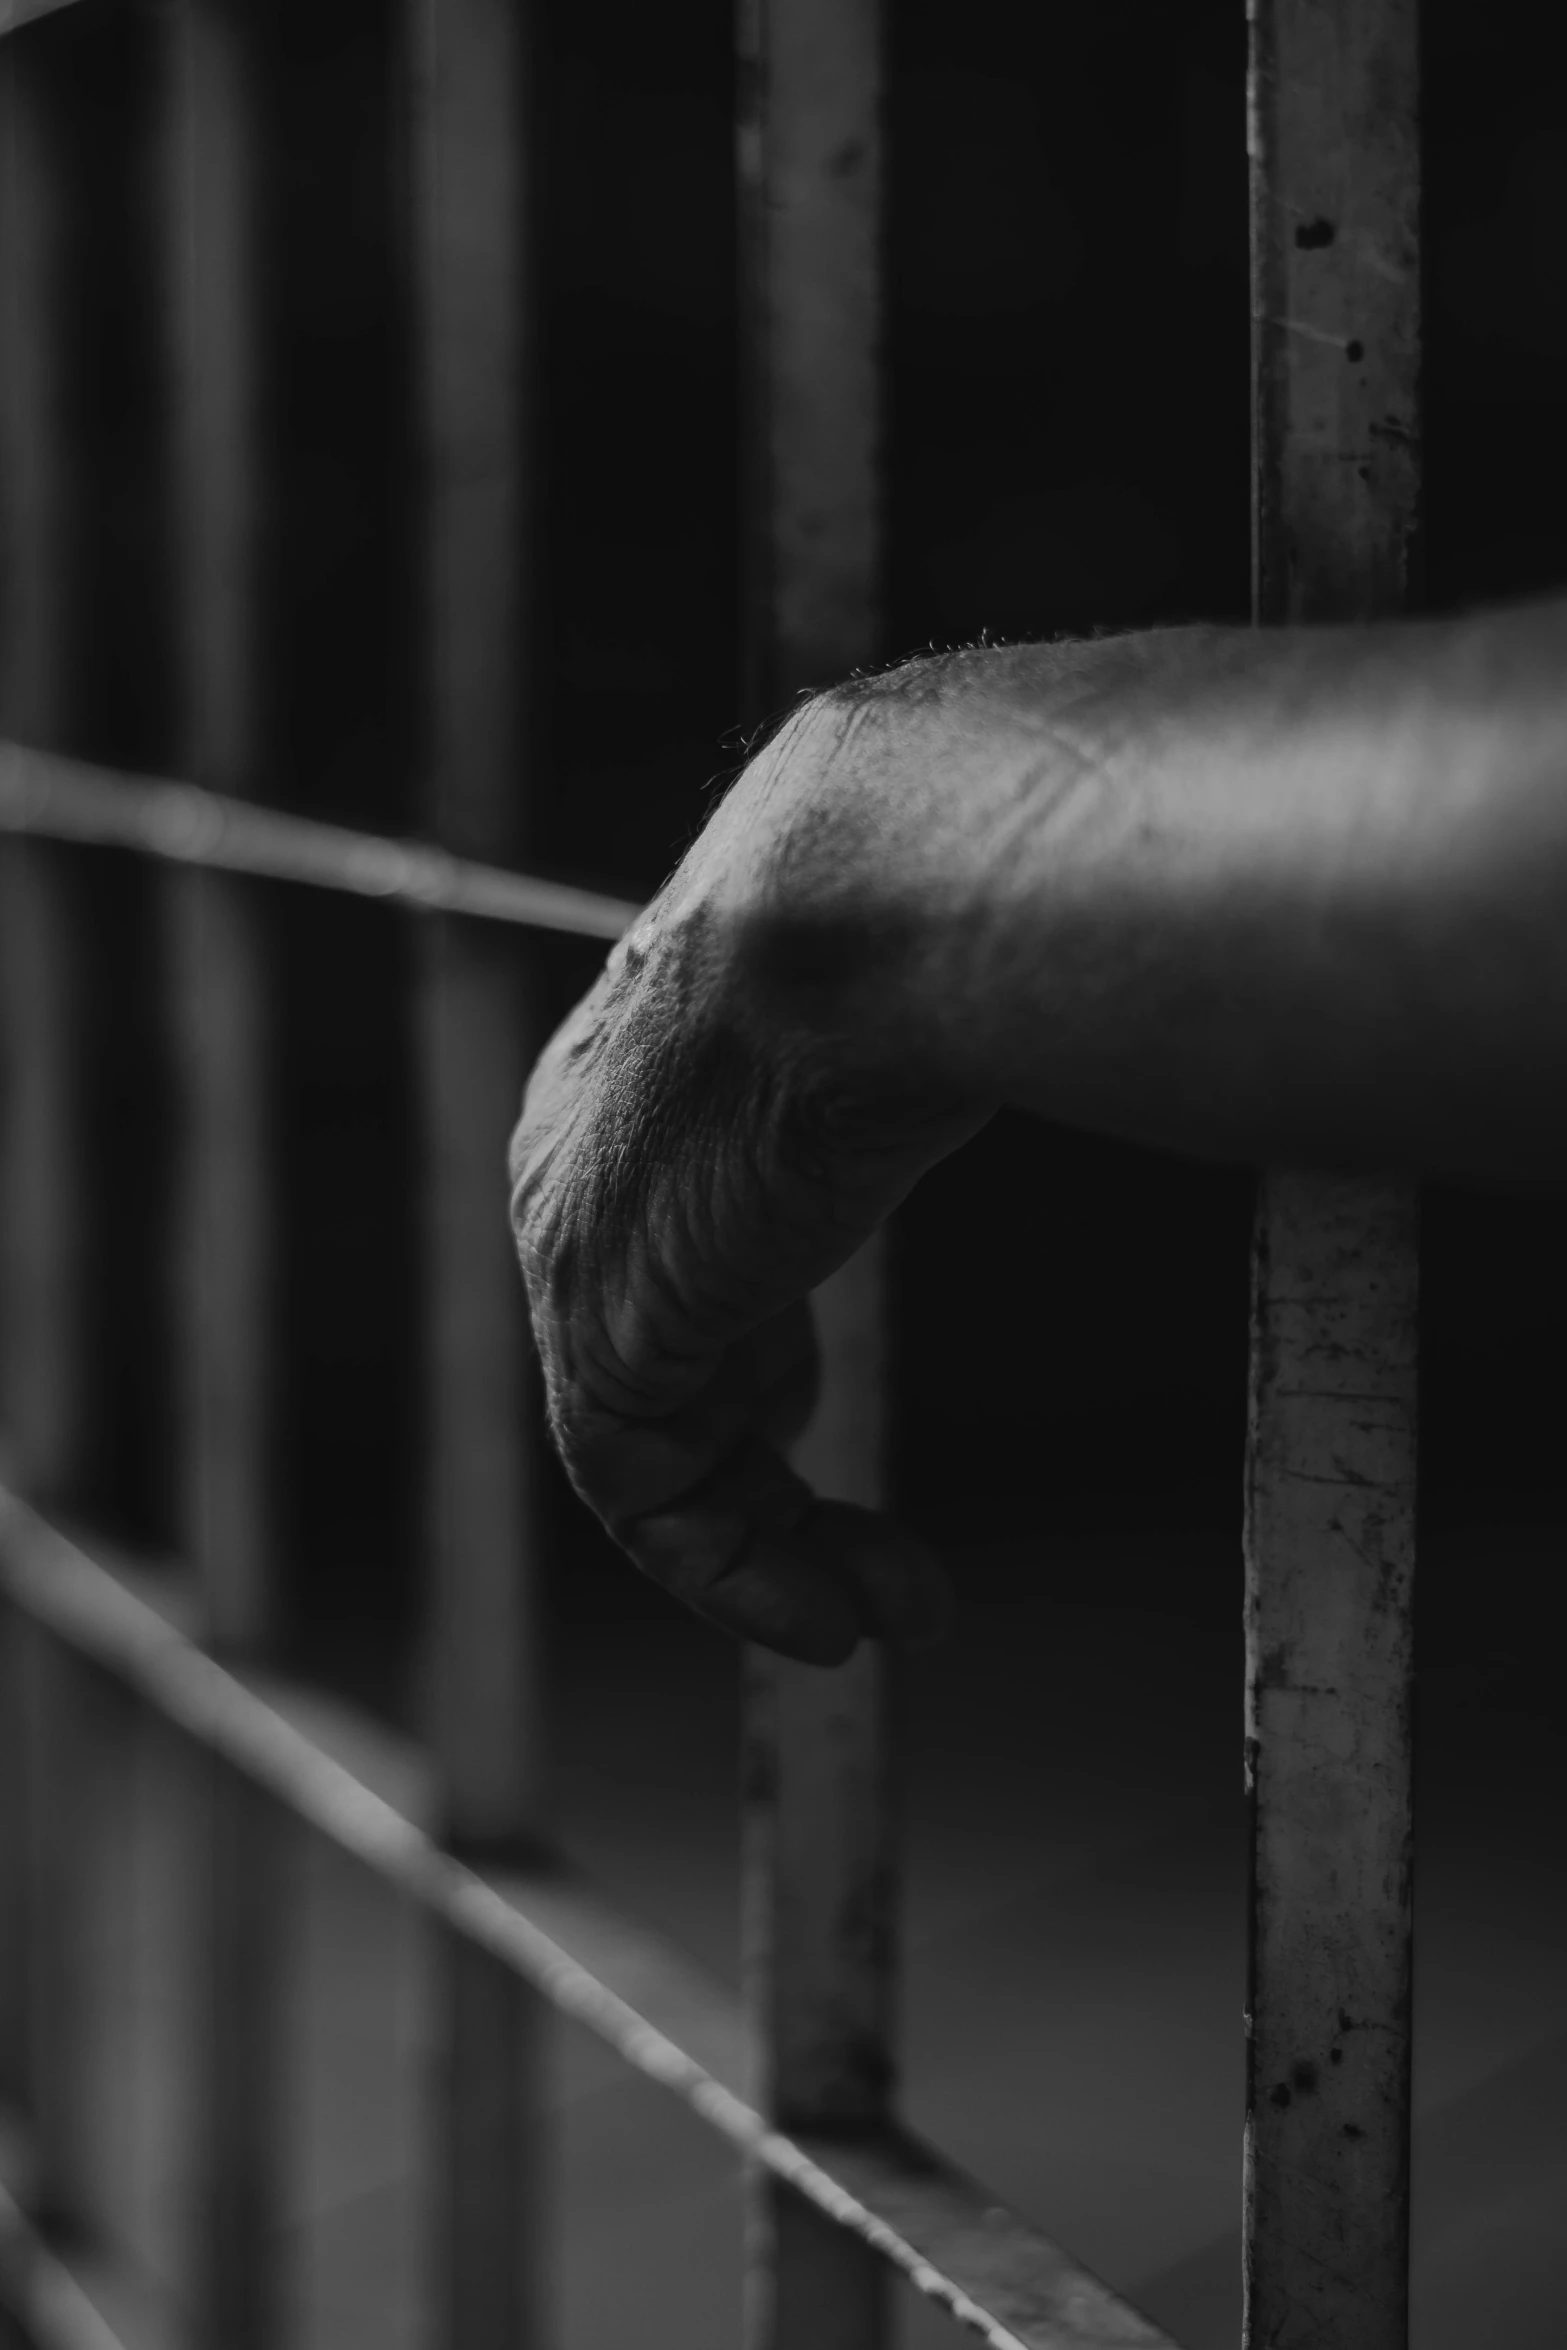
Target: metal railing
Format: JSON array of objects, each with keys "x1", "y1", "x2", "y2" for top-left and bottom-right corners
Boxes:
[{"x1": 0, "y1": 0, "x2": 1421, "y2": 2345}]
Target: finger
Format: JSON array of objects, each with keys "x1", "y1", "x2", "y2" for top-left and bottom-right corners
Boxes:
[
  {"x1": 627, "y1": 1437, "x2": 849, "y2": 1660},
  {"x1": 551, "y1": 1303, "x2": 818, "y2": 1530},
  {"x1": 818, "y1": 1503, "x2": 955, "y2": 1650},
  {"x1": 625, "y1": 1437, "x2": 954, "y2": 1664}
]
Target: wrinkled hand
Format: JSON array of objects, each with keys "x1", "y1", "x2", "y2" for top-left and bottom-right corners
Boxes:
[{"x1": 508, "y1": 690, "x2": 994, "y2": 1664}]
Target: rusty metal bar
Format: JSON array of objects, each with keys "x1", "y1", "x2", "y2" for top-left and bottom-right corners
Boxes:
[
  {"x1": 1245, "y1": 3, "x2": 1422, "y2": 2344},
  {"x1": 0, "y1": 743, "x2": 638, "y2": 941},
  {"x1": 737, "y1": 0, "x2": 893, "y2": 2337},
  {"x1": 408, "y1": 0, "x2": 550, "y2": 2339},
  {"x1": 0, "y1": 1491, "x2": 1183, "y2": 2350},
  {"x1": 165, "y1": 13, "x2": 290, "y2": 2342}
]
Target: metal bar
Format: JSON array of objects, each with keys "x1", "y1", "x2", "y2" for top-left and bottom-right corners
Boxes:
[
  {"x1": 0, "y1": 6, "x2": 89, "y2": 39},
  {"x1": 743, "y1": 1642, "x2": 897, "y2": 2350},
  {"x1": 11, "y1": 1627, "x2": 112, "y2": 2246},
  {"x1": 737, "y1": 0, "x2": 894, "y2": 2342},
  {"x1": 408, "y1": 0, "x2": 549, "y2": 2338},
  {"x1": 0, "y1": 842, "x2": 79, "y2": 1503},
  {"x1": 0, "y1": 32, "x2": 83, "y2": 1510},
  {"x1": 165, "y1": 15, "x2": 289, "y2": 2342},
  {"x1": 0, "y1": 1601, "x2": 23, "y2": 2122},
  {"x1": 186, "y1": 1759, "x2": 288, "y2": 2350},
  {"x1": 1245, "y1": 4, "x2": 1422, "y2": 2344},
  {"x1": 417, "y1": 923, "x2": 549, "y2": 2350},
  {"x1": 0, "y1": 1492, "x2": 1183, "y2": 2350},
  {"x1": 737, "y1": 0, "x2": 882, "y2": 716},
  {"x1": 0, "y1": 744, "x2": 638, "y2": 942},
  {"x1": 169, "y1": 0, "x2": 274, "y2": 1652},
  {"x1": 0, "y1": 30, "x2": 94, "y2": 2283},
  {"x1": 0, "y1": 2168, "x2": 129, "y2": 2350},
  {"x1": 743, "y1": 1243, "x2": 897, "y2": 2350},
  {"x1": 166, "y1": 868, "x2": 270, "y2": 1645}
]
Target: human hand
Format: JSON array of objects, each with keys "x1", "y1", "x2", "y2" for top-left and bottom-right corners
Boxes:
[{"x1": 508, "y1": 690, "x2": 994, "y2": 1664}]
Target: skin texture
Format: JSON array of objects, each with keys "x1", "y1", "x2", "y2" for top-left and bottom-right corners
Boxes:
[{"x1": 509, "y1": 596, "x2": 1567, "y2": 1662}]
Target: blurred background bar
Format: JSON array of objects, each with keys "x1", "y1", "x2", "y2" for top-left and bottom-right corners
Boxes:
[
  {"x1": 0, "y1": 14, "x2": 81, "y2": 1512},
  {"x1": 0, "y1": 1, "x2": 1564, "y2": 2345},
  {"x1": 0, "y1": 20, "x2": 99, "y2": 2292},
  {"x1": 408, "y1": 0, "x2": 551, "y2": 2339},
  {"x1": 1245, "y1": 1, "x2": 1422, "y2": 2343},
  {"x1": 736, "y1": 0, "x2": 897, "y2": 2344},
  {"x1": 186, "y1": 1758, "x2": 288, "y2": 2350},
  {"x1": 13, "y1": 1632, "x2": 108, "y2": 2250},
  {"x1": 168, "y1": 0, "x2": 273, "y2": 1652},
  {"x1": 167, "y1": 6, "x2": 288, "y2": 2342}
]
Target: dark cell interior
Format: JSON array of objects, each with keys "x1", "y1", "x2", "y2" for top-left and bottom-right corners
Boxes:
[{"x1": 14, "y1": 0, "x2": 1566, "y2": 1715}]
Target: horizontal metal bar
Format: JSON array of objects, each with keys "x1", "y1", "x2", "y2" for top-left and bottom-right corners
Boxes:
[
  {"x1": 0, "y1": 2160, "x2": 129, "y2": 2350},
  {"x1": 0, "y1": 2, "x2": 89, "y2": 38},
  {"x1": 0, "y1": 1487, "x2": 1182, "y2": 2350},
  {"x1": 0, "y1": 742, "x2": 639, "y2": 943}
]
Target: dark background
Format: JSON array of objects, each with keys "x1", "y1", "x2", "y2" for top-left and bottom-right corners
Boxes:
[{"x1": 11, "y1": 0, "x2": 1566, "y2": 1714}]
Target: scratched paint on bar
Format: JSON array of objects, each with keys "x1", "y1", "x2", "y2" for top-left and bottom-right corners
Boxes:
[{"x1": 1245, "y1": 2, "x2": 1421, "y2": 2344}]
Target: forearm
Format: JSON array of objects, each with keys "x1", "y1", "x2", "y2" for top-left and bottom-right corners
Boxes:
[
  {"x1": 512, "y1": 601, "x2": 1567, "y2": 1663},
  {"x1": 749, "y1": 597, "x2": 1567, "y2": 1183}
]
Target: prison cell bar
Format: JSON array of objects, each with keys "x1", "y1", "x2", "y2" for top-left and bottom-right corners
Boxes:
[
  {"x1": 0, "y1": 2167, "x2": 124, "y2": 2350},
  {"x1": 0, "y1": 0, "x2": 1437, "y2": 2340},
  {"x1": 737, "y1": 0, "x2": 899, "y2": 2345},
  {"x1": 0, "y1": 20, "x2": 99, "y2": 2286},
  {"x1": 0, "y1": 10, "x2": 79, "y2": 1519},
  {"x1": 167, "y1": 9, "x2": 290, "y2": 2343},
  {"x1": 1244, "y1": 2, "x2": 1422, "y2": 2346},
  {"x1": 0, "y1": 6, "x2": 79, "y2": 32},
  {"x1": 410, "y1": 0, "x2": 554, "y2": 2341},
  {"x1": 0, "y1": 1490, "x2": 1180, "y2": 2350},
  {"x1": 0, "y1": 746, "x2": 635, "y2": 941},
  {"x1": 0, "y1": 738, "x2": 1178, "y2": 2350}
]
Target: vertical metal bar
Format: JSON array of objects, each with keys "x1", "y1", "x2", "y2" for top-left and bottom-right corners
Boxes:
[
  {"x1": 167, "y1": 11, "x2": 287, "y2": 2345},
  {"x1": 408, "y1": 1, "x2": 549, "y2": 2341},
  {"x1": 738, "y1": 5, "x2": 891, "y2": 2335},
  {"x1": 0, "y1": 29, "x2": 84, "y2": 1511},
  {"x1": 743, "y1": 1249, "x2": 896, "y2": 2350},
  {"x1": 169, "y1": 0, "x2": 274, "y2": 1650},
  {"x1": 12, "y1": 1627, "x2": 110, "y2": 2244},
  {"x1": 1245, "y1": 5, "x2": 1421, "y2": 2345},
  {"x1": 0, "y1": 1594, "x2": 22, "y2": 2123},
  {"x1": 0, "y1": 28, "x2": 96, "y2": 2273},
  {"x1": 187, "y1": 1757, "x2": 288, "y2": 2350}
]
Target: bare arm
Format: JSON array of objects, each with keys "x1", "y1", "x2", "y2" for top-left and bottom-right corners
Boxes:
[
  {"x1": 739, "y1": 597, "x2": 1567, "y2": 1180},
  {"x1": 510, "y1": 595, "x2": 1567, "y2": 1662}
]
